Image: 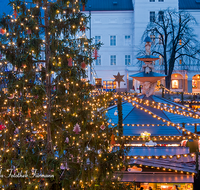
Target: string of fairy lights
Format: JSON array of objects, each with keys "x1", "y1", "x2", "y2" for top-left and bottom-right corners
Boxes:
[
  {"x1": 161, "y1": 85, "x2": 200, "y2": 96},
  {"x1": 125, "y1": 152, "x2": 196, "y2": 160},
  {"x1": 127, "y1": 163, "x2": 196, "y2": 175}
]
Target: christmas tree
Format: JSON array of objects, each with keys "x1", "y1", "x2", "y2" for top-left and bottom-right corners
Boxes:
[{"x1": 0, "y1": 0, "x2": 129, "y2": 189}]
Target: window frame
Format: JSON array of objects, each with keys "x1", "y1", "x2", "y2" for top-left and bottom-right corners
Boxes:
[
  {"x1": 125, "y1": 55, "x2": 131, "y2": 66},
  {"x1": 96, "y1": 55, "x2": 101, "y2": 65},
  {"x1": 158, "y1": 11, "x2": 164, "y2": 22},
  {"x1": 95, "y1": 36, "x2": 101, "y2": 45},
  {"x1": 110, "y1": 35, "x2": 116, "y2": 46},
  {"x1": 125, "y1": 35, "x2": 131, "y2": 46},
  {"x1": 110, "y1": 55, "x2": 116, "y2": 65},
  {"x1": 150, "y1": 11, "x2": 155, "y2": 23}
]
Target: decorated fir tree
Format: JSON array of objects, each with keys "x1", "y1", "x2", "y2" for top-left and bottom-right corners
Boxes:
[{"x1": 0, "y1": 0, "x2": 129, "y2": 189}]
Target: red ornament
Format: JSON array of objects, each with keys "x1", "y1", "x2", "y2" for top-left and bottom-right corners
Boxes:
[
  {"x1": 80, "y1": 26, "x2": 86, "y2": 32},
  {"x1": 27, "y1": 29, "x2": 32, "y2": 35},
  {"x1": 100, "y1": 125, "x2": 105, "y2": 130},
  {"x1": 0, "y1": 54, "x2": 2, "y2": 60},
  {"x1": 67, "y1": 57, "x2": 73, "y2": 67},
  {"x1": 93, "y1": 49, "x2": 99, "y2": 60},
  {"x1": 110, "y1": 134, "x2": 115, "y2": 145},
  {"x1": 13, "y1": 10, "x2": 18, "y2": 18},
  {"x1": 82, "y1": 4, "x2": 85, "y2": 11},
  {"x1": 0, "y1": 125, "x2": 5, "y2": 130},
  {"x1": 81, "y1": 62, "x2": 86, "y2": 69},
  {"x1": 0, "y1": 28, "x2": 6, "y2": 35}
]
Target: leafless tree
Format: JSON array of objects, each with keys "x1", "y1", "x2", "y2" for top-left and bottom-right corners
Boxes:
[{"x1": 142, "y1": 9, "x2": 200, "y2": 89}]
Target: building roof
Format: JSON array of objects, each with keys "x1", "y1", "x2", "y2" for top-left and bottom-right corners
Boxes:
[
  {"x1": 179, "y1": 0, "x2": 200, "y2": 10},
  {"x1": 83, "y1": 0, "x2": 134, "y2": 11}
]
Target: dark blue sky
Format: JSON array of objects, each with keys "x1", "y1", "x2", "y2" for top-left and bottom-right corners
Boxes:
[{"x1": 0, "y1": 0, "x2": 13, "y2": 16}]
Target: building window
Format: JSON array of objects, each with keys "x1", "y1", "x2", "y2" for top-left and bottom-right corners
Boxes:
[
  {"x1": 110, "y1": 55, "x2": 116, "y2": 65},
  {"x1": 192, "y1": 80, "x2": 197, "y2": 88},
  {"x1": 95, "y1": 36, "x2": 101, "y2": 44},
  {"x1": 172, "y1": 80, "x2": 179, "y2": 89},
  {"x1": 125, "y1": 55, "x2": 131, "y2": 65},
  {"x1": 158, "y1": 0, "x2": 164, "y2": 2},
  {"x1": 150, "y1": 0, "x2": 155, "y2": 2},
  {"x1": 110, "y1": 36, "x2": 116, "y2": 46},
  {"x1": 96, "y1": 55, "x2": 101, "y2": 65},
  {"x1": 150, "y1": 12, "x2": 155, "y2": 22},
  {"x1": 125, "y1": 35, "x2": 131, "y2": 46},
  {"x1": 158, "y1": 11, "x2": 164, "y2": 22}
]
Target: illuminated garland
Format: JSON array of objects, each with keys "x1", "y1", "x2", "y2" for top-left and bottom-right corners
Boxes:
[
  {"x1": 127, "y1": 163, "x2": 196, "y2": 175},
  {"x1": 125, "y1": 152, "x2": 195, "y2": 160},
  {"x1": 161, "y1": 85, "x2": 200, "y2": 96},
  {"x1": 132, "y1": 103, "x2": 199, "y2": 138},
  {"x1": 127, "y1": 96, "x2": 200, "y2": 119}
]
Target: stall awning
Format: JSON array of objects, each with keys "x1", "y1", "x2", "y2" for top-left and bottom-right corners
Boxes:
[{"x1": 118, "y1": 172, "x2": 194, "y2": 183}]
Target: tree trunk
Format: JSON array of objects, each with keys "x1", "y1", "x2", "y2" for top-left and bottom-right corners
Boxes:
[
  {"x1": 45, "y1": 1, "x2": 52, "y2": 152},
  {"x1": 117, "y1": 96, "x2": 123, "y2": 137},
  {"x1": 165, "y1": 75, "x2": 171, "y2": 90}
]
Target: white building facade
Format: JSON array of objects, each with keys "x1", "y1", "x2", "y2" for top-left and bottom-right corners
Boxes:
[{"x1": 83, "y1": 0, "x2": 200, "y2": 93}]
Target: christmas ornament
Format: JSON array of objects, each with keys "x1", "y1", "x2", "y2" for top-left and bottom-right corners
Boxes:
[
  {"x1": 113, "y1": 72, "x2": 125, "y2": 88},
  {"x1": 73, "y1": 123, "x2": 81, "y2": 134},
  {"x1": 60, "y1": 162, "x2": 69, "y2": 170},
  {"x1": 13, "y1": 10, "x2": 18, "y2": 18},
  {"x1": 67, "y1": 57, "x2": 72, "y2": 67},
  {"x1": 82, "y1": 4, "x2": 85, "y2": 11},
  {"x1": 100, "y1": 125, "x2": 105, "y2": 130},
  {"x1": 0, "y1": 28, "x2": 5, "y2": 35},
  {"x1": 81, "y1": 62, "x2": 86, "y2": 69},
  {"x1": 0, "y1": 125, "x2": 5, "y2": 130},
  {"x1": 80, "y1": 26, "x2": 86, "y2": 32},
  {"x1": 0, "y1": 54, "x2": 2, "y2": 60},
  {"x1": 28, "y1": 108, "x2": 31, "y2": 117},
  {"x1": 114, "y1": 110, "x2": 118, "y2": 116},
  {"x1": 27, "y1": 29, "x2": 32, "y2": 35},
  {"x1": 110, "y1": 134, "x2": 115, "y2": 145},
  {"x1": 14, "y1": 128, "x2": 19, "y2": 134},
  {"x1": 65, "y1": 137, "x2": 69, "y2": 143},
  {"x1": 8, "y1": 94, "x2": 14, "y2": 99},
  {"x1": 93, "y1": 49, "x2": 99, "y2": 60}
]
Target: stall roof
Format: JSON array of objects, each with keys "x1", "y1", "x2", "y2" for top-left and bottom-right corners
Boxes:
[
  {"x1": 82, "y1": 0, "x2": 134, "y2": 11},
  {"x1": 128, "y1": 147, "x2": 189, "y2": 157},
  {"x1": 179, "y1": 0, "x2": 200, "y2": 10}
]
